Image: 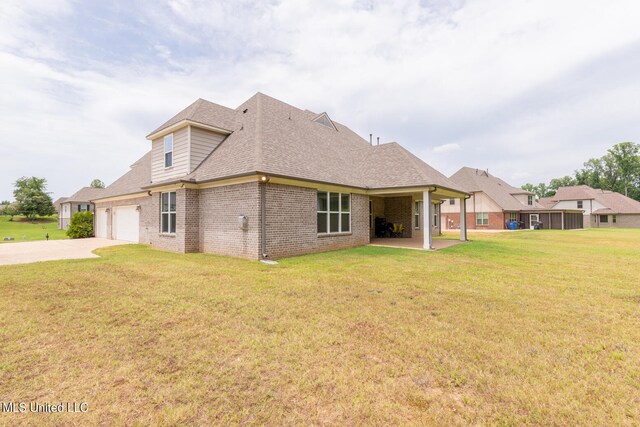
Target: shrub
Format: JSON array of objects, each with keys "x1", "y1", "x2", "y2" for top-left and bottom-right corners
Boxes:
[{"x1": 67, "y1": 211, "x2": 94, "y2": 238}]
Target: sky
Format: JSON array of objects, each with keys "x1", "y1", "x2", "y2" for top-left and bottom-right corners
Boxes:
[{"x1": 1, "y1": 0, "x2": 639, "y2": 202}]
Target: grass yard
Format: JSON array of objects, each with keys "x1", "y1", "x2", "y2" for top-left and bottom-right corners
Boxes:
[
  {"x1": 1, "y1": 229, "x2": 639, "y2": 425},
  {"x1": 0, "y1": 215, "x2": 67, "y2": 243}
]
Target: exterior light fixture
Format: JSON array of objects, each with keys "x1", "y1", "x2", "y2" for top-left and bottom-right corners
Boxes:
[
  {"x1": 136, "y1": 205, "x2": 142, "y2": 212},
  {"x1": 260, "y1": 175, "x2": 270, "y2": 183}
]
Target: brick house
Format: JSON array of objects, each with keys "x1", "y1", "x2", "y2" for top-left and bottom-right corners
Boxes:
[
  {"x1": 442, "y1": 167, "x2": 583, "y2": 230},
  {"x1": 540, "y1": 185, "x2": 640, "y2": 228},
  {"x1": 91, "y1": 93, "x2": 470, "y2": 259},
  {"x1": 56, "y1": 187, "x2": 105, "y2": 230}
]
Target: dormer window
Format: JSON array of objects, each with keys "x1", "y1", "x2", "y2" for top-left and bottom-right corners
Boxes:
[
  {"x1": 164, "y1": 134, "x2": 173, "y2": 168},
  {"x1": 527, "y1": 195, "x2": 533, "y2": 205},
  {"x1": 313, "y1": 113, "x2": 337, "y2": 131}
]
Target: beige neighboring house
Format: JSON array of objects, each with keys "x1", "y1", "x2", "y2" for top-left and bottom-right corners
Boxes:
[
  {"x1": 57, "y1": 187, "x2": 106, "y2": 230},
  {"x1": 91, "y1": 92, "x2": 471, "y2": 259},
  {"x1": 540, "y1": 185, "x2": 640, "y2": 228},
  {"x1": 442, "y1": 167, "x2": 583, "y2": 230}
]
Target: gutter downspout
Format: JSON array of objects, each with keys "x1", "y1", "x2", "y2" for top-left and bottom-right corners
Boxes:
[{"x1": 260, "y1": 182, "x2": 268, "y2": 259}]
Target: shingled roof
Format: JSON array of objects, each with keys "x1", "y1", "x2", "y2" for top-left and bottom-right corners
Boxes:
[
  {"x1": 546, "y1": 185, "x2": 640, "y2": 214},
  {"x1": 95, "y1": 151, "x2": 152, "y2": 200},
  {"x1": 97, "y1": 93, "x2": 469, "y2": 200},
  {"x1": 449, "y1": 167, "x2": 542, "y2": 211},
  {"x1": 150, "y1": 92, "x2": 466, "y2": 192},
  {"x1": 64, "y1": 187, "x2": 106, "y2": 203},
  {"x1": 147, "y1": 98, "x2": 238, "y2": 137}
]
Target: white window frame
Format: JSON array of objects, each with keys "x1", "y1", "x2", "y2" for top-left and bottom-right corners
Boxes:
[
  {"x1": 527, "y1": 195, "x2": 533, "y2": 206},
  {"x1": 164, "y1": 134, "x2": 174, "y2": 168},
  {"x1": 476, "y1": 212, "x2": 488, "y2": 225},
  {"x1": 449, "y1": 199, "x2": 455, "y2": 205},
  {"x1": 577, "y1": 200, "x2": 583, "y2": 209},
  {"x1": 509, "y1": 212, "x2": 518, "y2": 222},
  {"x1": 317, "y1": 192, "x2": 351, "y2": 234},
  {"x1": 161, "y1": 191, "x2": 177, "y2": 233},
  {"x1": 613, "y1": 215, "x2": 617, "y2": 223},
  {"x1": 414, "y1": 201, "x2": 421, "y2": 229}
]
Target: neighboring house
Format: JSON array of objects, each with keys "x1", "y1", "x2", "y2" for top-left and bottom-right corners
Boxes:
[
  {"x1": 540, "y1": 185, "x2": 640, "y2": 228},
  {"x1": 52, "y1": 197, "x2": 66, "y2": 214},
  {"x1": 57, "y1": 187, "x2": 105, "y2": 230},
  {"x1": 91, "y1": 92, "x2": 470, "y2": 259},
  {"x1": 442, "y1": 167, "x2": 583, "y2": 230}
]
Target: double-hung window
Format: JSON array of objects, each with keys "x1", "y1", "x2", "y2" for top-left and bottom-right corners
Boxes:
[
  {"x1": 600, "y1": 214, "x2": 608, "y2": 223},
  {"x1": 577, "y1": 200, "x2": 583, "y2": 209},
  {"x1": 509, "y1": 212, "x2": 518, "y2": 222},
  {"x1": 164, "y1": 134, "x2": 173, "y2": 168},
  {"x1": 161, "y1": 192, "x2": 177, "y2": 233},
  {"x1": 317, "y1": 192, "x2": 350, "y2": 234},
  {"x1": 527, "y1": 195, "x2": 533, "y2": 206},
  {"x1": 476, "y1": 212, "x2": 488, "y2": 225},
  {"x1": 414, "y1": 201, "x2": 421, "y2": 229},
  {"x1": 449, "y1": 199, "x2": 455, "y2": 205}
]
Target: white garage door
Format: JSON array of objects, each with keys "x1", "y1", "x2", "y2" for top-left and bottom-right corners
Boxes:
[
  {"x1": 95, "y1": 208, "x2": 108, "y2": 238},
  {"x1": 114, "y1": 206, "x2": 139, "y2": 243}
]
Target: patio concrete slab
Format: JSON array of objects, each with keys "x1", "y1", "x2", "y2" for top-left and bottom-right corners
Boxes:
[
  {"x1": 369, "y1": 237, "x2": 464, "y2": 251},
  {"x1": 0, "y1": 238, "x2": 132, "y2": 266}
]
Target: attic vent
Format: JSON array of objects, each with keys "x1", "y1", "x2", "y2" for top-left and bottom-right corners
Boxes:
[{"x1": 313, "y1": 112, "x2": 337, "y2": 130}]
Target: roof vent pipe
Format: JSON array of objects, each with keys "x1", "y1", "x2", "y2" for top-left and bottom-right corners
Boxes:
[{"x1": 369, "y1": 134, "x2": 372, "y2": 145}]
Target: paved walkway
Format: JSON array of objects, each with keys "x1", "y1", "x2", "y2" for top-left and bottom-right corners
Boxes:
[{"x1": 0, "y1": 238, "x2": 131, "y2": 266}]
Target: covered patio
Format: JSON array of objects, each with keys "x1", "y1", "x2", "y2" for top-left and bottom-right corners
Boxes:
[{"x1": 368, "y1": 185, "x2": 469, "y2": 250}]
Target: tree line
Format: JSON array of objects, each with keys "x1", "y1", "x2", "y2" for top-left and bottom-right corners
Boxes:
[
  {"x1": 1, "y1": 177, "x2": 105, "y2": 220},
  {"x1": 522, "y1": 142, "x2": 640, "y2": 201}
]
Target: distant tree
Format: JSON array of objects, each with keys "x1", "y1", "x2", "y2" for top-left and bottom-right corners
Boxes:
[
  {"x1": 0, "y1": 200, "x2": 10, "y2": 205},
  {"x1": 67, "y1": 211, "x2": 94, "y2": 238},
  {"x1": 521, "y1": 183, "x2": 554, "y2": 199},
  {"x1": 90, "y1": 179, "x2": 105, "y2": 188},
  {"x1": 2, "y1": 203, "x2": 19, "y2": 221},
  {"x1": 548, "y1": 176, "x2": 577, "y2": 194},
  {"x1": 608, "y1": 142, "x2": 640, "y2": 197},
  {"x1": 13, "y1": 176, "x2": 55, "y2": 220}
]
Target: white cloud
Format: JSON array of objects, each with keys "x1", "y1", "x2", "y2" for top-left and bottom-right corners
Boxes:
[
  {"x1": 1, "y1": 0, "x2": 640, "y2": 200},
  {"x1": 433, "y1": 143, "x2": 461, "y2": 154}
]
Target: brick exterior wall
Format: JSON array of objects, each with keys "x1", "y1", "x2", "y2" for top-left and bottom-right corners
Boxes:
[
  {"x1": 384, "y1": 196, "x2": 413, "y2": 237},
  {"x1": 443, "y1": 211, "x2": 505, "y2": 230},
  {"x1": 198, "y1": 183, "x2": 261, "y2": 259},
  {"x1": 98, "y1": 182, "x2": 374, "y2": 259},
  {"x1": 264, "y1": 184, "x2": 370, "y2": 258},
  {"x1": 592, "y1": 213, "x2": 640, "y2": 228}
]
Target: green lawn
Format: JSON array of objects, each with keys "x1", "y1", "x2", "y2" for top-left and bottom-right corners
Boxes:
[
  {"x1": 1, "y1": 229, "x2": 639, "y2": 425},
  {"x1": 0, "y1": 215, "x2": 67, "y2": 243}
]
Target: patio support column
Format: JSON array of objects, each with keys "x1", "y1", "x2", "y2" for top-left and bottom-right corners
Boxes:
[
  {"x1": 459, "y1": 197, "x2": 467, "y2": 241},
  {"x1": 423, "y1": 190, "x2": 433, "y2": 250}
]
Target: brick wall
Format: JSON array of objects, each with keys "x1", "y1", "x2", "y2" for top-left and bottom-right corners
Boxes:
[
  {"x1": 264, "y1": 184, "x2": 369, "y2": 258},
  {"x1": 592, "y1": 213, "x2": 640, "y2": 228},
  {"x1": 198, "y1": 182, "x2": 262, "y2": 259},
  {"x1": 442, "y1": 211, "x2": 505, "y2": 230},
  {"x1": 384, "y1": 196, "x2": 412, "y2": 237}
]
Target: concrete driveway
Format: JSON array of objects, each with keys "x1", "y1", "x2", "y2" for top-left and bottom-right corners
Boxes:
[{"x1": 0, "y1": 238, "x2": 132, "y2": 266}]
